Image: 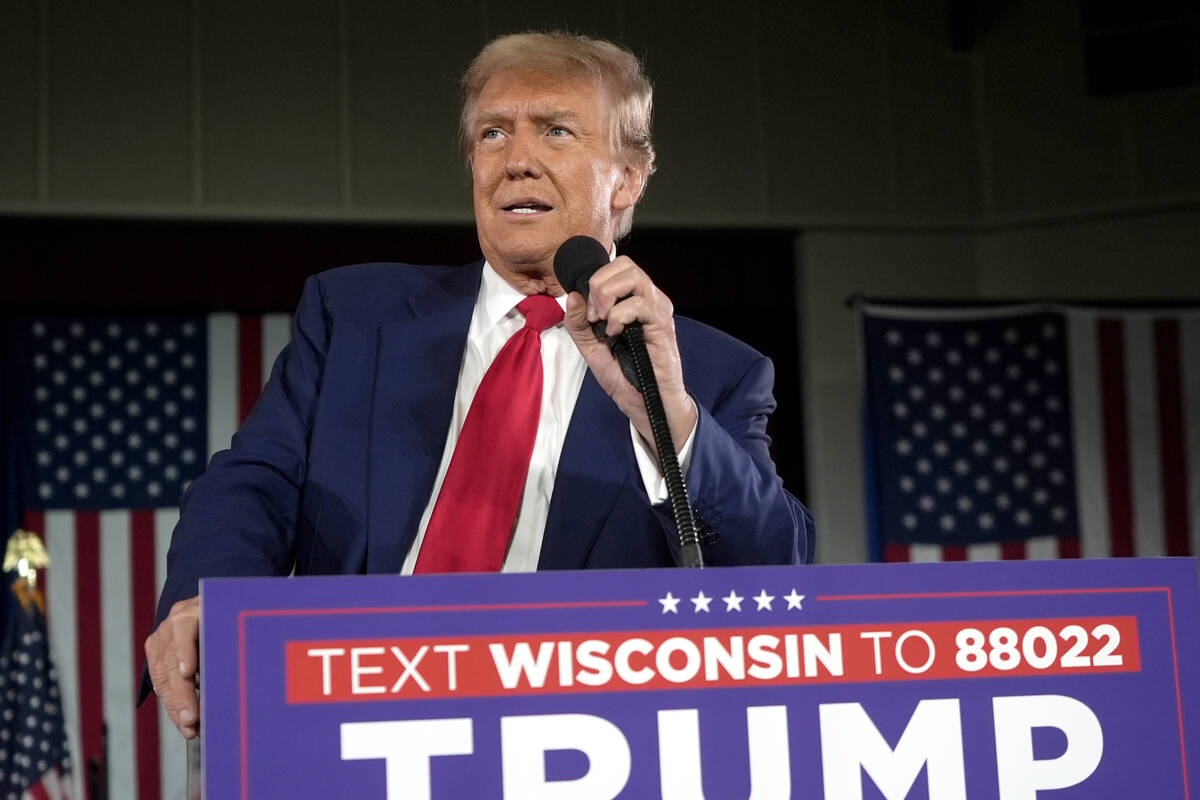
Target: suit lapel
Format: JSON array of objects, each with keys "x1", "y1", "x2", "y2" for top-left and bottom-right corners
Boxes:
[
  {"x1": 539, "y1": 373, "x2": 632, "y2": 569},
  {"x1": 365, "y1": 263, "x2": 481, "y2": 572}
]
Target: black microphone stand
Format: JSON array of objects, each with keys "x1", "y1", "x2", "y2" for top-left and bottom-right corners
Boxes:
[{"x1": 623, "y1": 324, "x2": 704, "y2": 568}]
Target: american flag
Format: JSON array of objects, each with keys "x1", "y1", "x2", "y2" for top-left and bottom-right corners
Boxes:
[
  {"x1": 14, "y1": 313, "x2": 290, "y2": 800},
  {"x1": 860, "y1": 303, "x2": 1200, "y2": 562},
  {"x1": 0, "y1": 578, "x2": 71, "y2": 800}
]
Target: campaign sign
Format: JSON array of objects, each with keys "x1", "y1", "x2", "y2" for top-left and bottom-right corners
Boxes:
[{"x1": 200, "y1": 558, "x2": 1200, "y2": 799}]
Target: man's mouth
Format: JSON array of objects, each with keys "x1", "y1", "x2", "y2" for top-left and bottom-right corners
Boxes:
[{"x1": 503, "y1": 202, "x2": 553, "y2": 214}]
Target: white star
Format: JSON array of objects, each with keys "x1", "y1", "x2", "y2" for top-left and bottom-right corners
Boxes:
[
  {"x1": 753, "y1": 590, "x2": 774, "y2": 611},
  {"x1": 659, "y1": 592, "x2": 681, "y2": 614},
  {"x1": 783, "y1": 590, "x2": 805, "y2": 610},
  {"x1": 722, "y1": 591, "x2": 744, "y2": 611},
  {"x1": 690, "y1": 591, "x2": 713, "y2": 613}
]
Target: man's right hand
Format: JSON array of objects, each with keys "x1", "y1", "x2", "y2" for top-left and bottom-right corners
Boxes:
[{"x1": 145, "y1": 595, "x2": 200, "y2": 739}]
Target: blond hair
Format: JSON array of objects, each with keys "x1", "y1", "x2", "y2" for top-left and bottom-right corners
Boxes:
[{"x1": 461, "y1": 32, "x2": 656, "y2": 237}]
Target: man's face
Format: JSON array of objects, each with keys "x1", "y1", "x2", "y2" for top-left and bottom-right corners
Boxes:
[{"x1": 468, "y1": 70, "x2": 641, "y2": 290}]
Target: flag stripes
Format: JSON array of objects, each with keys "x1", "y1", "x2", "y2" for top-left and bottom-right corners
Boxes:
[{"x1": 24, "y1": 313, "x2": 290, "y2": 800}]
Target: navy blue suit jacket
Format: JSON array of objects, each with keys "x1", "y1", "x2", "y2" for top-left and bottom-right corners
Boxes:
[{"x1": 154, "y1": 261, "x2": 814, "y2": 623}]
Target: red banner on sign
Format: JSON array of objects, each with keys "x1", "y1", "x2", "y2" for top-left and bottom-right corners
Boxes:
[{"x1": 285, "y1": 616, "x2": 1140, "y2": 704}]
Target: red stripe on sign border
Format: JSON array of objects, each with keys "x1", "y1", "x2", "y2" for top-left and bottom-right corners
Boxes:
[
  {"x1": 131, "y1": 510, "x2": 162, "y2": 800},
  {"x1": 75, "y1": 512, "x2": 103, "y2": 800},
  {"x1": 1098, "y1": 319, "x2": 1134, "y2": 557},
  {"x1": 237, "y1": 316, "x2": 262, "y2": 425},
  {"x1": 1155, "y1": 319, "x2": 1192, "y2": 556}
]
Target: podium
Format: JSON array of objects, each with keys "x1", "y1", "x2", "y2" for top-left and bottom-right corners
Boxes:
[{"x1": 199, "y1": 558, "x2": 1200, "y2": 798}]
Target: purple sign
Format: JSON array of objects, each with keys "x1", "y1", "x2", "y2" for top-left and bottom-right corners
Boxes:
[{"x1": 200, "y1": 558, "x2": 1200, "y2": 799}]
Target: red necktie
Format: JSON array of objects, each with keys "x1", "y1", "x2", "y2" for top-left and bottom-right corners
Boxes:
[{"x1": 414, "y1": 294, "x2": 564, "y2": 573}]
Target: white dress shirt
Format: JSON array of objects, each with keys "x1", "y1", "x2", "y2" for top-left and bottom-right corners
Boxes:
[{"x1": 401, "y1": 262, "x2": 694, "y2": 574}]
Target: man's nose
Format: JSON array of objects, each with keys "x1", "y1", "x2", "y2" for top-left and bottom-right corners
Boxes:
[{"x1": 504, "y1": 129, "x2": 543, "y2": 179}]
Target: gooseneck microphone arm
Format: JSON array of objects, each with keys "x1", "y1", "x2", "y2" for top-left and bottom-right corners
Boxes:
[{"x1": 554, "y1": 236, "x2": 704, "y2": 568}]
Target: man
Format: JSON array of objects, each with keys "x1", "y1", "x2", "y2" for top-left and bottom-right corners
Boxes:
[{"x1": 145, "y1": 31, "x2": 814, "y2": 739}]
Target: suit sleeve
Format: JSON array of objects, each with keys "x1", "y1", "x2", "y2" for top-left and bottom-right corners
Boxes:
[
  {"x1": 656, "y1": 354, "x2": 815, "y2": 566},
  {"x1": 152, "y1": 274, "x2": 331, "y2": 623}
]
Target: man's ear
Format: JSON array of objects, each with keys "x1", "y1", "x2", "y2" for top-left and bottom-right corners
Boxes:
[{"x1": 610, "y1": 162, "x2": 646, "y2": 213}]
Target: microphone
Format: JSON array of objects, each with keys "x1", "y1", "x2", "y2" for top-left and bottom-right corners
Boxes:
[
  {"x1": 553, "y1": 235, "x2": 642, "y2": 391},
  {"x1": 553, "y1": 235, "x2": 704, "y2": 568}
]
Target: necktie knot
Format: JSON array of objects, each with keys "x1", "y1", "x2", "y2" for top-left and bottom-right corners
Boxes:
[{"x1": 518, "y1": 294, "x2": 564, "y2": 333}]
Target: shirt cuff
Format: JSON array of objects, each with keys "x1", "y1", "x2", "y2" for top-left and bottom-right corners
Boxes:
[{"x1": 630, "y1": 403, "x2": 697, "y2": 504}]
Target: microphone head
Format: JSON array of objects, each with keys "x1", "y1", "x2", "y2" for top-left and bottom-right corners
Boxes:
[{"x1": 553, "y1": 235, "x2": 610, "y2": 298}]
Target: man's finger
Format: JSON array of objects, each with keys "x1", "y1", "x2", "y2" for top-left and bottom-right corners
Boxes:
[{"x1": 145, "y1": 595, "x2": 202, "y2": 739}]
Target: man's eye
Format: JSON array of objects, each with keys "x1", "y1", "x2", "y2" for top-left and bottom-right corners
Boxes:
[
  {"x1": 548, "y1": 126, "x2": 570, "y2": 137},
  {"x1": 482, "y1": 129, "x2": 502, "y2": 140}
]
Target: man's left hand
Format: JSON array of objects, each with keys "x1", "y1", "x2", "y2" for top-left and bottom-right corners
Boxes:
[{"x1": 564, "y1": 255, "x2": 697, "y2": 460}]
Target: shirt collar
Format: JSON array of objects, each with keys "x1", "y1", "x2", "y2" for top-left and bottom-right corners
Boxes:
[{"x1": 478, "y1": 254, "x2": 611, "y2": 332}]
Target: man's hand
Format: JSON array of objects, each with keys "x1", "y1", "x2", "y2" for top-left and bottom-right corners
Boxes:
[
  {"x1": 564, "y1": 255, "x2": 697, "y2": 459},
  {"x1": 145, "y1": 596, "x2": 200, "y2": 739}
]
